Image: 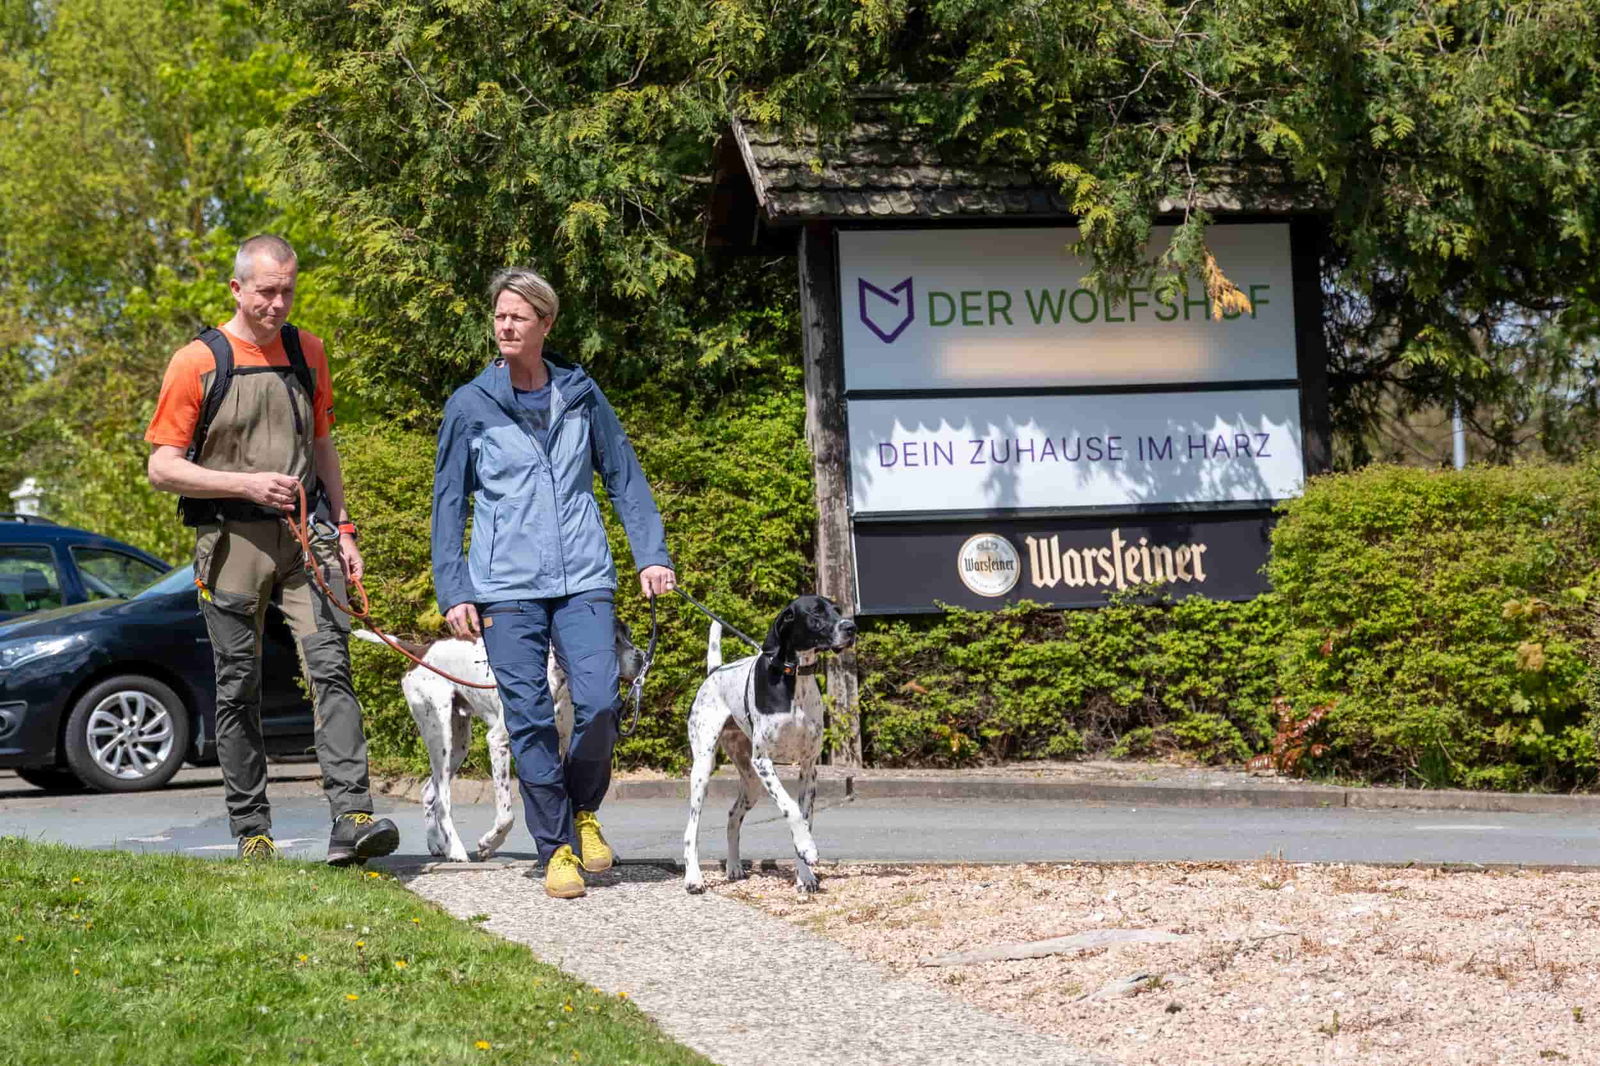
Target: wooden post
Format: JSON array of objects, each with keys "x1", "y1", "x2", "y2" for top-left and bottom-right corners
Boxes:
[
  {"x1": 1290, "y1": 217, "x2": 1333, "y2": 476},
  {"x1": 798, "y1": 222, "x2": 863, "y2": 766}
]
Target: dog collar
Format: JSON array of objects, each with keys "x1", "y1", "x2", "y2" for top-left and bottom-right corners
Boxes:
[{"x1": 783, "y1": 661, "x2": 821, "y2": 678}]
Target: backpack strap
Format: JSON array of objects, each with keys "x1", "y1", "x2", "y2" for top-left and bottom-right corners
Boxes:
[
  {"x1": 279, "y1": 323, "x2": 315, "y2": 402},
  {"x1": 187, "y1": 326, "x2": 235, "y2": 463}
]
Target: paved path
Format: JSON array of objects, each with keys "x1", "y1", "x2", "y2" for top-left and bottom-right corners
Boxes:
[
  {"x1": 405, "y1": 862, "x2": 1114, "y2": 1066},
  {"x1": 5, "y1": 768, "x2": 1599, "y2": 867}
]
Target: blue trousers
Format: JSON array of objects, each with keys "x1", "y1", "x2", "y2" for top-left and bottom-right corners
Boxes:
[{"x1": 479, "y1": 589, "x2": 619, "y2": 862}]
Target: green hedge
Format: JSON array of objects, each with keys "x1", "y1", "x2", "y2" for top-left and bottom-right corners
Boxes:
[
  {"x1": 856, "y1": 596, "x2": 1284, "y2": 767},
  {"x1": 1268, "y1": 462, "x2": 1600, "y2": 790}
]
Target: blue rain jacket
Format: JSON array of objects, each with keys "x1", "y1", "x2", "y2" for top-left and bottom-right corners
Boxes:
[{"x1": 431, "y1": 356, "x2": 671, "y2": 611}]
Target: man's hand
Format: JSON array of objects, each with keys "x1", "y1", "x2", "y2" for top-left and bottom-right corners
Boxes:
[
  {"x1": 445, "y1": 602, "x2": 481, "y2": 640},
  {"x1": 338, "y1": 534, "x2": 364, "y2": 582},
  {"x1": 236, "y1": 471, "x2": 302, "y2": 513},
  {"x1": 639, "y1": 565, "x2": 676, "y2": 599}
]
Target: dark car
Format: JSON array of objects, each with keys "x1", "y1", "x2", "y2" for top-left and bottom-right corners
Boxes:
[
  {"x1": 0, "y1": 519, "x2": 314, "y2": 791},
  {"x1": 1, "y1": 514, "x2": 172, "y2": 622}
]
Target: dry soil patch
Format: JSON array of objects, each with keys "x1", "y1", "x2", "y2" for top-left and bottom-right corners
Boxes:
[{"x1": 719, "y1": 861, "x2": 1600, "y2": 1066}]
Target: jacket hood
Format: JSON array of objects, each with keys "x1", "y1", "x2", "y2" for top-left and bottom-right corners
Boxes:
[{"x1": 467, "y1": 352, "x2": 593, "y2": 422}]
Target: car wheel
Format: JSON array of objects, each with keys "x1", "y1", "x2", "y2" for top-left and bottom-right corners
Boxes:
[
  {"x1": 14, "y1": 766, "x2": 86, "y2": 792},
  {"x1": 61, "y1": 675, "x2": 191, "y2": 793}
]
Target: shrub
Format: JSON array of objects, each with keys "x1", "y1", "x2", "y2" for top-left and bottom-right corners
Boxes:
[
  {"x1": 855, "y1": 595, "x2": 1284, "y2": 767},
  {"x1": 1268, "y1": 461, "x2": 1600, "y2": 790}
]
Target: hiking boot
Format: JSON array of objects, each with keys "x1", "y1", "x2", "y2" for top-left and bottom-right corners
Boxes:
[
  {"x1": 545, "y1": 845, "x2": 586, "y2": 899},
  {"x1": 237, "y1": 834, "x2": 280, "y2": 861},
  {"x1": 574, "y1": 810, "x2": 613, "y2": 873},
  {"x1": 327, "y1": 812, "x2": 400, "y2": 867}
]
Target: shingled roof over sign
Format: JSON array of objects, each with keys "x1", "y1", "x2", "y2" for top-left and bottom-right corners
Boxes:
[
  {"x1": 729, "y1": 115, "x2": 1072, "y2": 222},
  {"x1": 707, "y1": 113, "x2": 1315, "y2": 248}
]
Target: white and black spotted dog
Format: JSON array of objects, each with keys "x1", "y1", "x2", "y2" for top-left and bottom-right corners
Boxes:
[
  {"x1": 682, "y1": 595, "x2": 857, "y2": 894},
  {"x1": 352, "y1": 623, "x2": 644, "y2": 863}
]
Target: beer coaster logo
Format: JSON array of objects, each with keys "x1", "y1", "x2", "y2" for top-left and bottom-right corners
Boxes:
[
  {"x1": 957, "y1": 533, "x2": 1020, "y2": 597},
  {"x1": 858, "y1": 276, "x2": 915, "y2": 343}
]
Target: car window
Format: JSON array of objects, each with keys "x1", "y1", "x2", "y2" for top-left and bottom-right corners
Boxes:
[
  {"x1": 133, "y1": 565, "x2": 195, "y2": 600},
  {"x1": 0, "y1": 545, "x2": 64, "y2": 613},
  {"x1": 72, "y1": 546, "x2": 168, "y2": 601}
]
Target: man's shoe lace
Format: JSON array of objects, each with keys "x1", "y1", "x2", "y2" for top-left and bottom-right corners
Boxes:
[{"x1": 240, "y1": 835, "x2": 278, "y2": 860}]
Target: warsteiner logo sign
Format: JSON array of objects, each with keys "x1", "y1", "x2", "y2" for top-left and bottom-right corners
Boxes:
[
  {"x1": 955, "y1": 533, "x2": 1020, "y2": 597},
  {"x1": 852, "y1": 515, "x2": 1275, "y2": 613},
  {"x1": 858, "y1": 276, "x2": 915, "y2": 343}
]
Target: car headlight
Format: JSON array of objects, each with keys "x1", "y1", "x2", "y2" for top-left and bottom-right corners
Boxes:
[{"x1": 0, "y1": 633, "x2": 86, "y2": 671}]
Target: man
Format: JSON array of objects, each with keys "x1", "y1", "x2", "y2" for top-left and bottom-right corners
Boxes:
[{"x1": 146, "y1": 234, "x2": 399, "y2": 865}]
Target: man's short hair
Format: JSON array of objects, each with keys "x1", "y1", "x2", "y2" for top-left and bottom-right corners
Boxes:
[
  {"x1": 234, "y1": 234, "x2": 297, "y2": 283},
  {"x1": 489, "y1": 267, "x2": 559, "y2": 321}
]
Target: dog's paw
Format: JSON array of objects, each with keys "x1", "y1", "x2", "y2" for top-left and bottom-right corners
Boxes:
[
  {"x1": 446, "y1": 847, "x2": 471, "y2": 864},
  {"x1": 684, "y1": 874, "x2": 707, "y2": 895},
  {"x1": 795, "y1": 866, "x2": 821, "y2": 894},
  {"x1": 724, "y1": 860, "x2": 748, "y2": 882},
  {"x1": 474, "y1": 845, "x2": 498, "y2": 862}
]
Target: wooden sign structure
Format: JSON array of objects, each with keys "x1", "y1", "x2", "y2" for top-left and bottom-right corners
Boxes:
[{"x1": 708, "y1": 113, "x2": 1331, "y2": 765}]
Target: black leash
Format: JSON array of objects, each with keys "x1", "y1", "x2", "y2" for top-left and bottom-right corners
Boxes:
[
  {"x1": 619, "y1": 594, "x2": 659, "y2": 739},
  {"x1": 672, "y1": 586, "x2": 763, "y2": 652},
  {"x1": 617, "y1": 587, "x2": 763, "y2": 739}
]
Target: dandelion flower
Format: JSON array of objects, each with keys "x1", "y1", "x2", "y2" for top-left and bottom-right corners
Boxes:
[
  {"x1": 297, "y1": 954, "x2": 308, "y2": 963},
  {"x1": 70, "y1": 877, "x2": 82, "y2": 884},
  {"x1": 474, "y1": 1041, "x2": 492, "y2": 1051},
  {"x1": 367, "y1": 871, "x2": 381, "y2": 879},
  {"x1": 73, "y1": 969, "x2": 80, "y2": 976},
  {"x1": 355, "y1": 941, "x2": 366, "y2": 948},
  {"x1": 562, "y1": 1004, "x2": 573, "y2": 1013},
  {"x1": 345, "y1": 994, "x2": 360, "y2": 1002},
  {"x1": 393, "y1": 959, "x2": 408, "y2": 969},
  {"x1": 12, "y1": 936, "x2": 23, "y2": 943},
  {"x1": 410, "y1": 917, "x2": 421, "y2": 924}
]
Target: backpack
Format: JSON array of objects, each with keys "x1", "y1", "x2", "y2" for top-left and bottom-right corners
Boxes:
[{"x1": 177, "y1": 324, "x2": 322, "y2": 527}]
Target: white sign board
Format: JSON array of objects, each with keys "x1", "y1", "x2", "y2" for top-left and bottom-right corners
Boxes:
[
  {"x1": 838, "y1": 225, "x2": 1297, "y2": 391},
  {"x1": 848, "y1": 390, "x2": 1305, "y2": 515}
]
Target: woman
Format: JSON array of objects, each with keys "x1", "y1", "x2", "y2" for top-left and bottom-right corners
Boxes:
[{"x1": 431, "y1": 267, "x2": 675, "y2": 899}]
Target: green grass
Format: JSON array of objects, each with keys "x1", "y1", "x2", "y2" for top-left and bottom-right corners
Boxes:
[{"x1": 0, "y1": 838, "x2": 710, "y2": 1066}]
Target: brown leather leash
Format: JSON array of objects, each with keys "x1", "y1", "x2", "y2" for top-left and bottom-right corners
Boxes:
[{"x1": 283, "y1": 483, "x2": 498, "y2": 689}]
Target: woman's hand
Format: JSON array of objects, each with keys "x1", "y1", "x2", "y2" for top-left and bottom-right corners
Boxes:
[
  {"x1": 444, "y1": 602, "x2": 481, "y2": 640},
  {"x1": 639, "y1": 566, "x2": 676, "y2": 599}
]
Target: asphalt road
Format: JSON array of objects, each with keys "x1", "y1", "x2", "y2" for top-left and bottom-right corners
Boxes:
[{"x1": 4, "y1": 766, "x2": 1599, "y2": 867}]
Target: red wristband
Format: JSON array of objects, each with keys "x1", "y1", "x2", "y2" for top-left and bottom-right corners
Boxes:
[{"x1": 337, "y1": 522, "x2": 358, "y2": 539}]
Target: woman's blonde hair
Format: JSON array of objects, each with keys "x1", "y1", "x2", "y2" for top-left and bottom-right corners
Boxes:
[{"x1": 488, "y1": 267, "x2": 559, "y2": 321}]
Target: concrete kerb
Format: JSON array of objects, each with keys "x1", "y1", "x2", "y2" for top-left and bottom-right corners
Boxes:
[{"x1": 371, "y1": 771, "x2": 1600, "y2": 816}]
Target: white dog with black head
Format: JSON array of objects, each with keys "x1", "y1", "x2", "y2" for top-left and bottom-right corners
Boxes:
[{"x1": 682, "y1": 594, "x2": 857, "y2": 894}]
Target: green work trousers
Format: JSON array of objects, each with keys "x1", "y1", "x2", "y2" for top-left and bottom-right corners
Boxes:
[{"x1": 194, "y1": 520, "x2": 373, "y2": 838}]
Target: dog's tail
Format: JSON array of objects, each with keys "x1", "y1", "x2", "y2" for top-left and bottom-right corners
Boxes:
[
  {"x1": 705, "y1": 621, "x2": 722, "y2": 674},
  {"x1": 351, "y1": 628, "x2": 432, "y2": 660}
]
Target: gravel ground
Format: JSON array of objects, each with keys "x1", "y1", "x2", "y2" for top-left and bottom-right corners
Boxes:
[
  {"x1": 404, "y1": 863, "x2": 1113, "y2": 1066},
  {"x1": 719, "y1": 861, "x2": 1600, "y2": 1066}
]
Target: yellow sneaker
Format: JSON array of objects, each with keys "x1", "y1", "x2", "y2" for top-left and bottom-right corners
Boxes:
[
  {"x1": 545, "y1": 845, "x2": 586, "y2": 899},
  {"x1": 574, "y1": 810, "x2": 613, "y2": 872}
]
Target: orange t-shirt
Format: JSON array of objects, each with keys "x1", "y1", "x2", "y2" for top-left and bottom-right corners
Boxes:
[{"x1": 145, "y1": 326, "x2": 336, "y2": 449}]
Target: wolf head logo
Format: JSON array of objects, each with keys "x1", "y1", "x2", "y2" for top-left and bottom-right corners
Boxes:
[{"x1": 858, "y1": 277, "x2": 915, "y2": 343}]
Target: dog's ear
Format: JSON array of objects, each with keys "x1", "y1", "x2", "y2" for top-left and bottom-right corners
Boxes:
[{"x1": 762, "y1": 603, "x2": 797, "y2": 664}]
